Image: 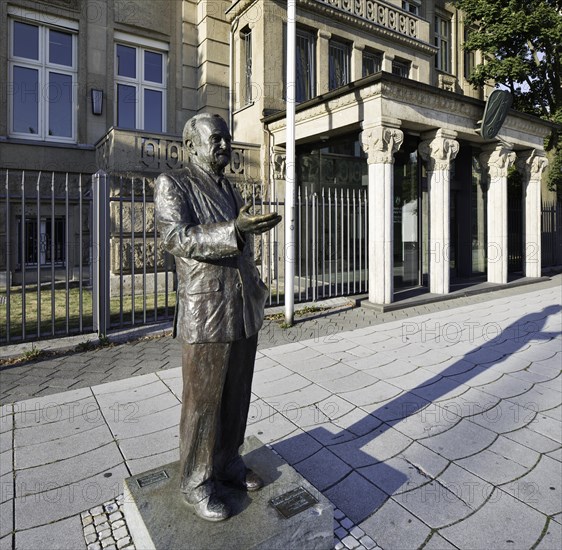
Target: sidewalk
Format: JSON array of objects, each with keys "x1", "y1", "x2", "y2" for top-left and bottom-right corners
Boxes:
[{"x1": 0, "y1": 277, "x2": 561, "y2": 549}]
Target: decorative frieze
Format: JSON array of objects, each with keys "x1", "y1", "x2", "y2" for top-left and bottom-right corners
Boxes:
[
  {"x1": 316, "y1": 0, "x2": 418, "y2": 38},
  {"x1": 360, "y1": 126, "x2": 403, "y2": 164}
]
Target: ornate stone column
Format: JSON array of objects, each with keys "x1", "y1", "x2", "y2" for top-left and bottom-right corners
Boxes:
[
  {"x1": 517, "y1": 150, "x2": 548, "y2": 278},
  {"x1": 419, "y1": 130, "x2": 459, "y2": 295},
  {"x1": 480, "y1": 143, "x2": 516, "y2": 284},
  {"x1": 361, "y1": 123, "x2": 403, "y2": 304}
]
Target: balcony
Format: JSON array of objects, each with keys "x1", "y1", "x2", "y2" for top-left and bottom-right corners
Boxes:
[{"x1": 307, "y1": 0, "x2": 431, "y2": 44}]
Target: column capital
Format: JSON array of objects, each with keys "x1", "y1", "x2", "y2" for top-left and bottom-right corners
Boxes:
[
  {"x1": 479, "y1": 143, "x2": 516, "y2": 178},
  {"x1": 516, "y1": 149, "x2": 549, "y2": 183},
  {"x1": 419, "y1": 130, "x2": 459, "y2": 171},
  {"x1": 360, "y1": 125, "x2": 404, "y2": 165}
]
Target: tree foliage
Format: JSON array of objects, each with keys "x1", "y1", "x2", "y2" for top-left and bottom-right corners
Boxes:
[{"x1": 453, "y1": 0, "x2": 562, "y2": 193}]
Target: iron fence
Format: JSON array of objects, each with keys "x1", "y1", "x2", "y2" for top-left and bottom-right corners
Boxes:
[
  {"x1": 542, "y1": 200, "x2": 562, "y2": 267},
  {"x1": 1, "y1": 169, "x2": 93, "y2": 344}
]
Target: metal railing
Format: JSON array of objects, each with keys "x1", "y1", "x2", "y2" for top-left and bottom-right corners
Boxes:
[
  {"x1": 1, "y1": 169, "x2": 93, "y2": 344},
  {"x1": 1, "y1": 169, "x2": 370, "y2": 343},
  {"x1": 542, "y1": 200, "x2": 562, "y2": 267},
  {"x1": 252, "y1": 184, "x2": 369, "y2": 307}
]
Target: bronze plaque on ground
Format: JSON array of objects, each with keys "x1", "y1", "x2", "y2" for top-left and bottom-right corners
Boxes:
[{"x1": 270, "y1": 486, "x2": 319, "y2": 519}]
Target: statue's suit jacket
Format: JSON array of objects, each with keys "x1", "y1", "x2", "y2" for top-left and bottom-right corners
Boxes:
[{"x1": 155, "y1": 162, "x2": 268, "y2": 344}]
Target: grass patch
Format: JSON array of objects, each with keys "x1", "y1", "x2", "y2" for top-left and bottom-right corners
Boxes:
[{"x1": 0, "y1": 282, "x2": 175, "y2": 342}]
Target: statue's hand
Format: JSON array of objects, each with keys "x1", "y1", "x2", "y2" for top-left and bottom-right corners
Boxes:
[{"x1": 235, "y1": 204, "x2": 282, "y2": 235}]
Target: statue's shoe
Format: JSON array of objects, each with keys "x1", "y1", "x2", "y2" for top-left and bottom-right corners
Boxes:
[
  {"x1": 220, "y1": 468, "x2": 264, "y2": 492},
  {"x1": 184, "y1": 492, "x2": 231, "y2": 522}
]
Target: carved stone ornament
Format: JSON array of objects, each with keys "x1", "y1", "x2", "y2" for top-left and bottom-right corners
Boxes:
[
  {"x1": 419, "y1": 135, "x2": 460, "y2": 171},
  {"x1": 516, "y1": 149, "x2": 549, "y2": 184},
  {"x1": 480, "y1": 145, "x2": 517, "y2": 179},
  {"x1": 360, "y1": 126, "x2": 404, "y2": 164}
]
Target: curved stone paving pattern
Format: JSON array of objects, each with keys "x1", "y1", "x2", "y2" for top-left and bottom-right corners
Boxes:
[{"x1": 0, "y1": 277, "x2": 560, "y2": 549}]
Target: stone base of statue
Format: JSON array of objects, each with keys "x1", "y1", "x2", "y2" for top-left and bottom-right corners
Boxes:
[{"x1": 123, "y1": 436, "x2": 333, "y2": 550}]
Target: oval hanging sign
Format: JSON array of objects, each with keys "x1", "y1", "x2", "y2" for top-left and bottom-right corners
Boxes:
[{"x1": 479, "y1": 89, "x2": 513, "y2": 139}]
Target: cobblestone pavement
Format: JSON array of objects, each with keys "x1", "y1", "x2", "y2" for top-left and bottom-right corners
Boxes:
[{"x1": 0, "y1": 276, "x2": 561, "y2": 549}]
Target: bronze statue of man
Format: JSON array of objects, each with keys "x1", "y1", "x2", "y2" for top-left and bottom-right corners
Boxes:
[{"x1": 154, "y1": 113, "x2": 281, "y2": 522}]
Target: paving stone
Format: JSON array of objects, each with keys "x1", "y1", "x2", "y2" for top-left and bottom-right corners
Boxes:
[
  {"x1": 329, "y1": 425, "x2": 412, "y2": 468},
  {"x1": 274, "y1": 383, "x2": 333, "y2": 409},
  {"x1": 127, "y1": 448, "x2": 179, "y2": 476},
  {"x1": 291, "y1": 395, "x2": 356, "y2": 428},
  {"x1": 16, "y1": 442, "x2": 124, "y2": 496},
  {"x1": 117, "y1": 424, "x2": 179, "y2": 460},
  {"x1": 294, "y1": 448, "x2": 351, "y2": 491},
  {"x1": 535, "y1": 519, "x2": 562, "y2": 550},
  {"x1": 359, "y1": 453, "x2": 431, "y2": 496},
  {"x1": 325, "y1": 472, "x2": 387, "y2": 524},
  {"x1": 456, "y1": 446, "x2": 531, "y2": 486},
  {"x1": 527, "y1": 413, "x2": 562, "y2": 443},
  {"x1": 433, "y1": 386, "x2": 501, "y2": 419},
  {"x1": 302, "y1": 363, "x2": 356, "y2": 384},
  {"x1": 84, "y1": 524, "x2": 96, "y2": 535},
  {"x1": 117, "y1": 536, "x2": 132, "y2": 549},
  {"x1": 112, "y1": 519, "x2": 126, "y2": 530},
  {"x1": 477, "y1": 373, "x2": 535, "y2": 399},
  {"x1": 358, "y1": 497, "x2": 431, "y2": 550},
  {"x1": 0, "y1": 451, "x2": 12, "y2": 479},
  {"x1": 422, "y1": 533, "x2": 458, "y2": 549},
  {"x1": 334, "y1": 508, "x2": 345, "y2": 521},
  {"x1": 504, "y1": 426, "x2": 560, "y2": 453},
  {"x1": 501, "y1": 455, "x2": 562, "y2": 516},
  {"x1": 15, "y1": 515, "x2": 85, "y2": 550},
  {"x1": 15, "y1": 423, "x2": 114, "y2": 470},
  {"x1": 439, "y1": 488, "x2": 546, "y2": 549},
  {"x1": 108, "y1": 510, "x2": 122, "y2": 522},
  {"x1": 332, "y1": 409, "x2": 382, "y2": 437},
  {"x1": 399, "y1": 442, "x2": 450, "y2": 479},
  {"x1": 0, "y1": 500, "x2": 12, "y2": 539},
  {"x1": 393, "y1": 478, "x2": 473, "y2": 529},
  {"x1": 272, "y1": 430, "x2": 323, "y2": 464},
  {"x1": 542, "y1": 404, "x2": 562, "y2": 422},
  {"x1": 359, "y1": 535, "x2": 376, "y2": 550},
  {"x1": 245, "y1": 408, "x2": 299, "y2": 444},
  {"x1": 15, "y1": 463, "x2": 128, "y2": 530},
  {"x1": 14, "y1": 408, "x2": 106, "y2": 448},
  {"x1": 388, "y1": 405, "x2": 461, "y2": 441},
  {"x1": 320, "y1": 371, "x2": 382, "y2": 394},
  {"x1": 421, "y1": 418, "x2": 497, "y2": 460},
  {"x1": 105, "y1": 404, "x2": 181, "y2": 440},
  {"x1": 437, "y1": 462, "x2": 494, "y2": 510},
  {"x1": 335, "y1": 526, "x2": 348, "y2": 540},
  {"x1": 0, "y1": 412, "x2": 13, "y2": 435},
  {"x1": 93, "y1": 514, "x2": 108, "y2": 526},
  {"x1": 342, "y1": 380, "x2": 404, "y2": 409},
  {"x1": 341, "y1": 534, "x2": 360, "y2": 549},
  {"x1": 369, "y1": 391, "x2": 431, "y2": 425},
  {"x1": 546, "y1": 447, "x2": 562, "y2": 463},
  {"x1": 252, "y1": 373, "x2": 311, "y2": 398},
  {"x1": 96, "y1": 522, "x2": 111, "y2": 533}
]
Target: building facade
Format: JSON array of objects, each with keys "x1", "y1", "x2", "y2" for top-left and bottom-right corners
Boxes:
[{"x1": 0, "y1": 0, "x2": 557, "y2": 303}]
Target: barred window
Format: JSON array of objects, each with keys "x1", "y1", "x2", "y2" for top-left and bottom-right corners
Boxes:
[
  {"x1": 329, "y1": 39, "x2": 350, "y2": 90},
  {"x1": 362, "y1": 51, "x2": 383, "y2": 77}
]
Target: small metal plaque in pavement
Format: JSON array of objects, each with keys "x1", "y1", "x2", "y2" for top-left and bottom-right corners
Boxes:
[
  {"x1": 270, "y1": 486, "x2": 319, "y2": 519},
  {"x1": 137, "y1": 470, "x2": 169, "y2": 488}
]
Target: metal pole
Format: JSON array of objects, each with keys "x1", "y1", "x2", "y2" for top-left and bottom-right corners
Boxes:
[{"x1": 284, "y1": 0, "x2": 296, "y2": 325}]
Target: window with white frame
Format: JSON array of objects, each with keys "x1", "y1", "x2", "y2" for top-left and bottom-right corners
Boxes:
[
  {"x1": 435, "y1": 15, "x2": 452, "y2": 73},
  {"x1": 329, "y1": 39, "x2": 350, "y2": 90},
  {"x1": 8, "y1": 17, "x2": 77, "y2": 142},
  {"x1": 362, "y1": 50, "x2": 383, "y2": 78},
  {"x1": 115, "y1": 35, "x2": 167, "y2": 132},
  {"x1": 402, "y1": 1, "x2": 421, "y2": 16}
]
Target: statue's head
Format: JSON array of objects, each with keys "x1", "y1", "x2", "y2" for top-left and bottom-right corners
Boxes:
[{"x1": 183, "y1": 113, "x2": 232, "y2": 174}]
